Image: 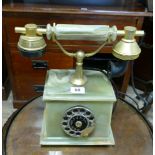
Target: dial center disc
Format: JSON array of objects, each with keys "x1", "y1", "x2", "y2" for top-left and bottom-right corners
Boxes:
[
  {"x1": 69, "y1": 115, "x2": 88, "y2": 131},
  {"x1": 75, "y1": 121, "x2": 82, "y2": 128}
]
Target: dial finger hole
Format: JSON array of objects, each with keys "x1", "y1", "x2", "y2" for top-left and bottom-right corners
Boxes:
[
  {"x1": 67, "y1": 111, "x2": 72, "y2": 115},
  {"x1": 76, "y1": 132, "x2": 81, "y2": 136},
  {"x1": 89, "y1": 116, "x2": 94, "y2": 120},
  {"x1": 69, "y1": 131, "x2": 75, "y2": 134},
  {"x1": 63, "y1": 116, "x2": 68, "y2": 120},
  {"x1": 85, "y1": 111, "x2": 91, "y2": 115},
  {"x1": 62, "y1": 122, "x2": 67, "y2": 126},
  {"x1": 79, "y1": 108, "x2": 85, "y2": 113},
  {"x1": 64, "y1": 127, "x2": 70, "y2": 131},
  {"x1": 73, "y1": 109, "x2": 78, "y2": 113}
]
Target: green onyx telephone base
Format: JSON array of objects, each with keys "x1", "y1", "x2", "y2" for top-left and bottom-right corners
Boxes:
[{"x1": 40, "y1": 69, "x2": 116, "y2": 145}]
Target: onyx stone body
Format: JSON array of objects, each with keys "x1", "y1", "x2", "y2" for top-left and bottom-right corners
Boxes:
[{"x1": 41, "y1": 69, "x2": 116, "y2": 145}]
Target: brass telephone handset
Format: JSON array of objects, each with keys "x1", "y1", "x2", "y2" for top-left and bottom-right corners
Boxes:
[{"x1": 15, "y1": 23, "x2": 144, "y2": 86}]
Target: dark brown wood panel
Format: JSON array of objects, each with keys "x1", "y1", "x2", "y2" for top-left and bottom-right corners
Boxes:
[
  {"x1": 10, "y1": 47, "x2": 73, "y2": 100},
  {"x1": 3, "y1": 3, "x2": 152, "y2": 16}
]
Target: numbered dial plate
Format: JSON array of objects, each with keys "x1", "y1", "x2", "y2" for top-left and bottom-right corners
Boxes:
[{"x1": 61, "y1": 106, "x2": 95, "y2": 137}]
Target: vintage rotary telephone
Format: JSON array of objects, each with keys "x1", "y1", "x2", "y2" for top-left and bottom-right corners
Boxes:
[{"x1": 15, "y1": 23, "x2": 144, "y2": 145}]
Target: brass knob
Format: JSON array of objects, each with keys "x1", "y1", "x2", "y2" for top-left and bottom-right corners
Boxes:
[{"x1": 25, "y1": 24, "x2": 37, "y2": 36}]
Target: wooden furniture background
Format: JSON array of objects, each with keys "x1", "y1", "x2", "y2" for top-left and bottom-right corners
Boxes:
[
  {"x1": 3, "y1": 97, "x2": 152, "y2": 155},
  {"x1": 3, "y1": 3, "x2": 152, "y2": 108},
  {"x1": 134, "y1": 17, "x2": 153, "y2": 93},
  {"x1": 2, "y1": 49, "x2": 10, "y2": 100},
  {"x1": 134, "y1": 17, "x2": 153, "y2": 81}
]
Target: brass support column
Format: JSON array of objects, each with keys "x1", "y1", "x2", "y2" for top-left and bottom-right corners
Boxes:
[{"x1": 70, "y1": 51, "x2": 87, "y2": 86}]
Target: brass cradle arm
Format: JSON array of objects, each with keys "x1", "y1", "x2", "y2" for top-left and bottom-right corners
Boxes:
[{"x1": 53, "y1": 35, "x2": 108, "y2": 85}]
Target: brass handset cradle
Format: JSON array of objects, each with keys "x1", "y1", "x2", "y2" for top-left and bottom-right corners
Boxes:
[
  {"x1": 15, "y1": 23, "x2": 144, "y2": 86},
  {"x1": 50, "y1": 23, "x2": 113, "y2": 85},
  {"x1": 52, "y1": 33, "x2": 108, "y2": 85}
]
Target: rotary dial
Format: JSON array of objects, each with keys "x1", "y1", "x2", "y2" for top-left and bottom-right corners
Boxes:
[{"x1": 61, "y1": 106, "x2": 95, "y2": 137}]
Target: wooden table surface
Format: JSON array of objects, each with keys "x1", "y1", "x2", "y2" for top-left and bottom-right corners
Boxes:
[{"x1": 3, "y1": 97, "x2": 152, "y2": 155}]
